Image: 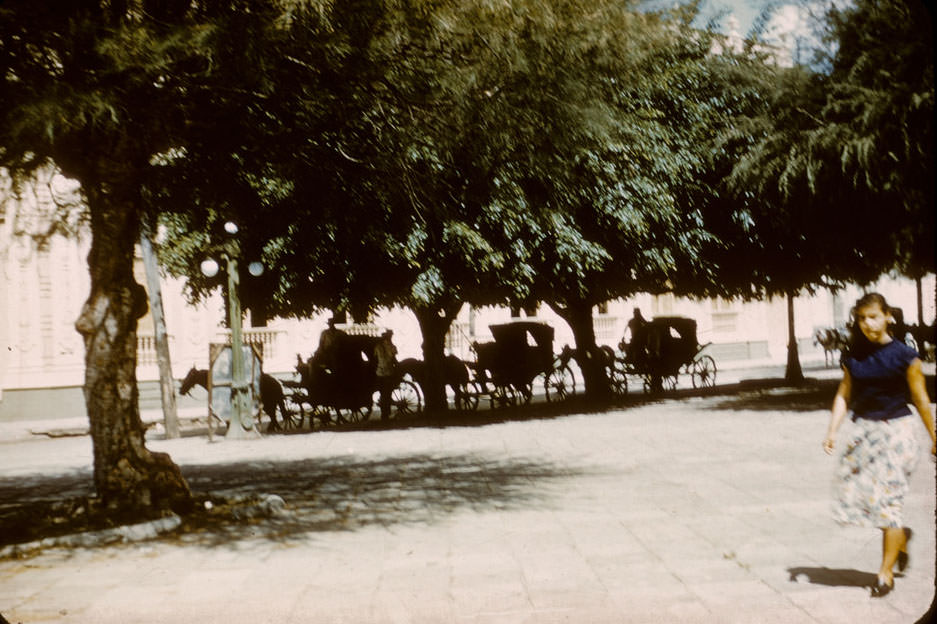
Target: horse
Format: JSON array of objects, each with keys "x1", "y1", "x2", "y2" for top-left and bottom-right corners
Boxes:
[
  {"x1": 398, "y1": 355, "x2": 470, "y2": 408},
  {"x1": 179, "y1": 365, "x2": 288, "y2": 431},
  {"x1": 813, "y1": 327, "x2": 848, "y2": 368}
]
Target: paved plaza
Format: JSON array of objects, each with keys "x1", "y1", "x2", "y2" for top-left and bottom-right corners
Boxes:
[{"x1": 1, "y1": 380, "x2": 935, "y2": 623}]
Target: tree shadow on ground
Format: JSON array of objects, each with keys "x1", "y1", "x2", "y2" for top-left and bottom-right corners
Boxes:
[
  {"x1": 705, "y1": 372, "x2": 934, "y2": 413},
  {"x1": 787, "y1": 566, "x2": 877, "y2": 589},
  {"x1": 703, "y1": 380, "x2": 840, "y2": 413},
  {"x1": 0, "y1": 452, "x2": 584, "y2": 550},
  {"x1": 171, "y1": 452, "x2": 581, "y2": 547}
]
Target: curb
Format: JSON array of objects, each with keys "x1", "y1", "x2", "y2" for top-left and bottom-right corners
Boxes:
[{"x1": 0, "y1": 514, "x2": 181, "y2": 559}]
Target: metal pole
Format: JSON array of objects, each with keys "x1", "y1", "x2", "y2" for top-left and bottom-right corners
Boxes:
[{"x1": 225, "y1": 255, "x2": 259, "y2": 439}]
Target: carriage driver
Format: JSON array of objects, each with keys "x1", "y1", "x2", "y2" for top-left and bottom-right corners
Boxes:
[
  {"x1": 624, "y1": 308, "x2": 648, "y2": 363},
  {"x1": 314, "y1": 316, "x2": 343, "y2": 371},
  {"x1": 375, "y1": 330, "x2": 398, "y2": 420}
]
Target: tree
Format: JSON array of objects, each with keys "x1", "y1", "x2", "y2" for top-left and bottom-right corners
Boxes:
[
  {"x1": 0, "y1": 0, "x2": 310, "y2": 516},
  {"x1": 712, "y1": 65, "x2": 836, "y2": 383},
  {"x1": 710, "y1": 0, "x2": 934, "y2": 381},
  {"x1": 156, "y1": 0, "x2": 774, "y2": 405},
  {"x1": 818, "y1": 0, "x2": 934, "y2": 310},
  {"x1": 140, "y1": 218, "x2": 180, "y2": 438},
  {"x1": 495, "y1": 3, "x2": 759, "y2": 397}
]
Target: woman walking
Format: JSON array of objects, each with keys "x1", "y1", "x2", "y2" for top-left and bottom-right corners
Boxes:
[{"x1": 823, "y1": 293, "x2": 936, "y2": 597}]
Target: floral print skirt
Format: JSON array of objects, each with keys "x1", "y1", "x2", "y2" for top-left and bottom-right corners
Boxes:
[{"x1": 832, "y1": 415, "x2": 920, "y2": 528}]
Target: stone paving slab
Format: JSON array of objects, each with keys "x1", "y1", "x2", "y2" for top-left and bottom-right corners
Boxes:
[{"x1": 1, "y1": 385, "x2": 934, "y2": 623}]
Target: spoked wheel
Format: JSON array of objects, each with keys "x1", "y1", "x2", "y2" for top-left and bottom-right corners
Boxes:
[
  {"x1": 456, "y1": 381, "x2": 481, "y2": 411},
  {"x1": 515, "y1": 383, "x2": 534, "y2": 404},
  {"x1": 391, "y1": 380, "x2": 423, "y2": 417},
  {"x1": 691, "y1": 355, "x2": 717, "y2": 389},
  {"x1": 307, "y1": 404, "x2": 333, "y2": 429},
  {"x1": 642, "y1": 374, "x2": 677, "y2": 394},
  {"x1": 279, "y1": 405, "x2": 304, "y2": 430},
  {"x1": 545, "y1": 364, "x2": 576, "y2": 402},
  {"x1": 491, "y1": 384, "x2": 517, "y2": 408},
  {"x1": 609, "y1": 363, "x2": 628, "y2": 397},
  {"x1": 343, "y1": 402, "x2": 372, "y2": 424},
  {"x1": 280, "y1": 393, "x2": 306, "y2": 430}
]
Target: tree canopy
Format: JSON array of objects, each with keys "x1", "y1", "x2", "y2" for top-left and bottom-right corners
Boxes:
[{"x1": 713, "y1": 0, "x2": 933, "y2": 295}]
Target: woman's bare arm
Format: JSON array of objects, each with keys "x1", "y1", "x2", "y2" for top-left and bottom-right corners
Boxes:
[
  {"x1": 906, "y1": 358, "x2": 936, "y2": 456},
  {"x1": 824, "y1": 367, "x2": 851, "y2": 455}
]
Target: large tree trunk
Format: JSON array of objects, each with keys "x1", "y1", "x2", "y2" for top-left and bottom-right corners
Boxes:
[
  {"x1": 75, "y1": 190, "x2": 192, "y2": 516},
  {"x1": 414, "y1": 301, "x2": 461, "y2": 413},
  {"x1": 784, "y1": 290, "x2": 804, "y2": 384},
  {"x1": 549, "y1": 299, "x2": 610, "y2": 400}
]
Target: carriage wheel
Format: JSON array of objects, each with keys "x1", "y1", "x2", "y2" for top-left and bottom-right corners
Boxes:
[
  {"x1": 305, "y1": 404, "x2": 332, "y2": 429},
  {"x1": 343, "y1": 402, "x2": 372, "y2": 424},
  {"x1": 641, "y1": 375, "x2": 653, "y2": 394},
  {"x1": 642, "y1": 374, "x2": 676, "y2": 393},
  {"x1": 545, "y1": 364, "x2": 576, "y2": 402},
  {"x1": 280, "y1": 399, "x2": 304, "y2": 430},
  {"x1": 457, "y1": 381, "x2": 482, "y2": 411},
  {"x1": 516, "y1": 383, "x2": 534, "y2": 404},
  {"x1": 691, "y1": 355, "x2": 717, "y2": 389},
  {"x1": 391, "y1": 380, "x2": 423, "y2": 417},
  {"x1": 609, "y1": 364, "x2": 628, "y2": 397},
  {"x1": 492, "y1": 385, "x2": 516, "y2": 408},
  {"x1": 280, "y1": 397, "x2": 305, "y2": 430}
]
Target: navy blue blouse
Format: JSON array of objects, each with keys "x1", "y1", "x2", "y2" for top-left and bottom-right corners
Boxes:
[{"x1": 844, "y1": 339, "x2": 919, "y2": 421}]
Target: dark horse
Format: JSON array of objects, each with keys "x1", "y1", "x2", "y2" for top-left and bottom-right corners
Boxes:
[
  {"x1": 397, "y1": 355, "x2": 470, "y2": 409},
  {"x1": 179, "y1": 365, "x2": 288, "y2": 431}
]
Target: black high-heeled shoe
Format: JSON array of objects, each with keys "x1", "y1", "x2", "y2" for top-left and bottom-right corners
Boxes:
[
  {"x1": 897, "y1": 528, "x2": 912, "y2": 572},
  {"x1": 871, "y1": 576, "x2": 894, "y2": 598}
]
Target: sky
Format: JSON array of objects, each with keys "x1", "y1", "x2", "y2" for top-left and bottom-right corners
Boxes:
[
  {"x1": 638, "y1": 0, "x2": 814, "y2": 49},
  {"x1": 638, "y1": 0, "x2": 781, "y2": 35},
  {"x1": 698, "y1": 0, "x2": 778, "y2": 35}
]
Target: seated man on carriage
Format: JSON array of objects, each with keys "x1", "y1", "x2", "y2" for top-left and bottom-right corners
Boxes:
[
  {"x1": 622, "y1": 308, "x2": 649, "y2": 364},
  {"x1": 313, "y1": 316, "x2": 345, "y2": 372}
]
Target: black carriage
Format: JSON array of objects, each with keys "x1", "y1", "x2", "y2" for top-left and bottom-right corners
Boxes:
[
  {"x1": 465, "y1": 321, "x2": 577, "y2": 408},
  {"x1": 281, "y1": 333, "x2": 422, "y2": 428},
  {"x1": 609, "y1": 316, "x2": 716, "y2": 394}
]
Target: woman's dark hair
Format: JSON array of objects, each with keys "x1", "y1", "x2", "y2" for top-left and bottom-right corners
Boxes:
[{"x1": 845, "y1": 292, "x2": 893, "y2": 358}]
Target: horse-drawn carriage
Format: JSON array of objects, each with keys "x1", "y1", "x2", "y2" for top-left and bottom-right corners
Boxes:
[
  {"x1": 282, "y1": 332, "x2": 422, "y2": 428},
  {"x1": 606, "y1": 316, "x2": 716, "y2": 394},
  {"x1": 463, "y1": 321, "x2": 577, "y2": 408}
]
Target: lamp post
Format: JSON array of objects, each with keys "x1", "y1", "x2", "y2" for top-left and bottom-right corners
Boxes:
[{"x1": 200, "y1": 221, "x2": 264, "y2": 439}]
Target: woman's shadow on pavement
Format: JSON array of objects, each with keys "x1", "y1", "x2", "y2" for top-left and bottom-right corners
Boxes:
[{"x1": 787, "y1": 566, "x2": 878, "y2": 588}]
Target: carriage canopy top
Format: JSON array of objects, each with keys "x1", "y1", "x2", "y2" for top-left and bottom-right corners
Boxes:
[
  {"x1": 647, "y1": 317, "x2": 698, "y2": 343},
  {"x1": 488, "y1": 321, "x2": 555, "y2": 351}
]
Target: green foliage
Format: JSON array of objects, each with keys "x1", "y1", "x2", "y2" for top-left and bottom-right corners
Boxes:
[
  {"x1": 708, "y1": 0, "x2": 933, "y2": 299},
  {"x1": 8, "y1": 0, "x2": 926, "y2": 337}
]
